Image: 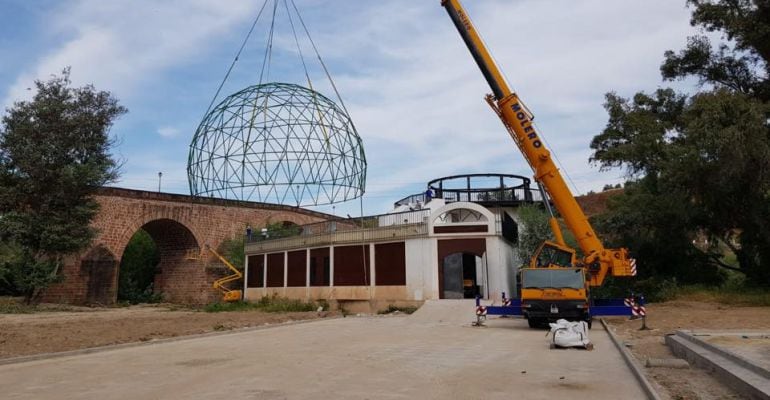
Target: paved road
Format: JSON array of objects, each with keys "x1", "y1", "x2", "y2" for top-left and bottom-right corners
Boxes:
[{"x1": 0, "y1": 301, "x2": 647, "y2": 399}]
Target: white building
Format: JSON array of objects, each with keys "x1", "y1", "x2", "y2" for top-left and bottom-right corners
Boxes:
[{"x1": 243, "y1": 174, "x2": 541, "y2": 311}]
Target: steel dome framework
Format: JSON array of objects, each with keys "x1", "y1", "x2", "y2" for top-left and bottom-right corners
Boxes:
[{"x1": 187, "y1": 82, "x2": 366, "y2": 206}]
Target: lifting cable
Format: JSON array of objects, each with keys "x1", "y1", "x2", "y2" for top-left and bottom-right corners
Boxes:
[
  {"x1": 283, "y1": 0, "x2": 331, "y2": 149},
  {"x1": 200, "y1": 0, "x2": 352, "y2": 151},
  {"x1": 199, "y1": 0, "x2": 270, "y2": 122}
]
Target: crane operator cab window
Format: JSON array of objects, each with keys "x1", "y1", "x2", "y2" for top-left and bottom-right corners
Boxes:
[
  {"x1": 535, "y1": 243, "x2": 574, "y2": 268},
  {"x1": 522, "y1": 269, "x2": 584, "y2": 290}
]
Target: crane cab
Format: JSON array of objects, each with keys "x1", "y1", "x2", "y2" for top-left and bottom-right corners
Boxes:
[
  {"x1": 529, "y1": 241, "x2": 576, "y2": 269},
  {"x1": 519, "y1": 242, "x2": 590, "y2": 328}
]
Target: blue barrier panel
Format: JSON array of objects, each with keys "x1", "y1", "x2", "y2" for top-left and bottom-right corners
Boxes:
[
  {"x1": 590, "y1": 305, "x2": 632, "y2": 316},
  {"x1": 484, "y1": 305, "x2": 523, "y2": 316},
  {"x1": 592, "y1": 298, "x2": 628, "y2": 307}
]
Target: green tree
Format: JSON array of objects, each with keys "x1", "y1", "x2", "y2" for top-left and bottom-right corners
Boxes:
[
  {"x1": 0, "y1": 69, "x2": 127, "y2": 302},
  {"x1": 590, "y1": 0, "x2": 770, "y2": 286},
  {"x1": 0, "y1": 241, "x2": 24, "y2": 295},
  {"x1": 516, "y1": 205, "x2": 552, "y2": 263},
  {"x1": 218, "y1": 234, "x2": 245, "y2": 270}
]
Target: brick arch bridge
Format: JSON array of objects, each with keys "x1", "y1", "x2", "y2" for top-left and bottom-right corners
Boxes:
[{"x1": 44, "y1": 187, "x2": 331, "y2": 305}]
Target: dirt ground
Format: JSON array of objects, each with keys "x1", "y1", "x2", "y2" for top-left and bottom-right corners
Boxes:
[
  {"x1": 605, "y1": 300, "x2": 770, "y2": 400},
  {"x1": 704, "y1": 335, "x2": 770, "y2": 371},
  {"x1": 0, "y1": 304, "x2": 330, "y2": 359}
]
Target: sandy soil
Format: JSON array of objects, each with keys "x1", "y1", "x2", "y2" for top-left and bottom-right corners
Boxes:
[
  {"x1": 0, "y1": 304, "x2": 330, "y2": 359},
  {"x1": 605, "y1": 300, "x2": 770, "y2": 400}
]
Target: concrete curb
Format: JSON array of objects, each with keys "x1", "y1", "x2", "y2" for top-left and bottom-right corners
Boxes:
[
  {"x1": 666, "y1": 331, "x2": 770, "y2": 399},
  {"x1": 0, "y1": 316, "x2": 338, "y2": 367},
  {"x1": 600, "y1": 318, "x2": 663, "y2": 400},
  {"x1": 674, "y1": 331, "x2": 770, "y2": 380}
]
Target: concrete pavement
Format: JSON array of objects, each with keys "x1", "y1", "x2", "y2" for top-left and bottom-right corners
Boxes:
[{"x1": 0, "y1": 300, "x2": 647, "y2": 399}]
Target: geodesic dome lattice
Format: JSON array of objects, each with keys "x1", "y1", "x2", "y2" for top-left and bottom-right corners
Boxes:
[{"x1": 187, "y1": 82, "x2": 366, "y2": 206}]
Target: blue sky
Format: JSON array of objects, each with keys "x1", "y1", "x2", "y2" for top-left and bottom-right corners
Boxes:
[{"x1": 0, "y1": 0, "x2": 700, "y2": 217}]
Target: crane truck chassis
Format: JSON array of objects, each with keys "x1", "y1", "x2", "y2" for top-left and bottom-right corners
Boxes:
[{"x1": 441, "y1": 0, "x2": 640, "y2": 327}]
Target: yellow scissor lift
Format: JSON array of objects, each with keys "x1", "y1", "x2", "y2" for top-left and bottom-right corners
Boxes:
[{"x1": 187, "y1": 244, "x2": 243, "y2": 302}]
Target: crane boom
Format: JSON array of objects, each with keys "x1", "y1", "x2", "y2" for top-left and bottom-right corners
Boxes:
[{"x1": 441, "y1": 0, "x2": 634, "y2": 286}]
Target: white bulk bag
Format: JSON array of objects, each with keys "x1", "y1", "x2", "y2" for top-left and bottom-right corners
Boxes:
[{"x1": 548, "y1": 319, "x2": 592, "y2": 349}]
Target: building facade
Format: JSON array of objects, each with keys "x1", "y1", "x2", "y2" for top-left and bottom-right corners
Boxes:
[{"x1": 243, "y1": 174, "x2": 541, "y2": 310}]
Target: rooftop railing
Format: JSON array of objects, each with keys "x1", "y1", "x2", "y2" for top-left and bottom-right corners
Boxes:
[
  {"x1": 245, "y1": 209, "x2": 431, "y2": 253},
  {"x1": 394, "y1": 173, "x2": 541, "y2": 208}
]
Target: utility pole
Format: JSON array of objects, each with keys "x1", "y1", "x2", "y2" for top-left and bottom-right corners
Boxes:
[{"x1": 158, "y1": 172, "x2": 163, "y2": 192}]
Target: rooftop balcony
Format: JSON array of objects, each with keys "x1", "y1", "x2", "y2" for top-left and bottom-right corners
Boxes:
[{"x1": 394, "y1": 173, "x2": 541, "y2": 209}]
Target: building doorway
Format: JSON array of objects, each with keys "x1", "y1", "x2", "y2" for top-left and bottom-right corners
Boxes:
[
  {"x1": 442, "y1": 252, "x2": 483, "y2": 299},
  {"x1": 437, "y1": 239, "x2": 486, "y2": 299}
]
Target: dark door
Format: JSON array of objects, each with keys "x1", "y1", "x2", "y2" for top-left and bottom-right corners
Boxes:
[{"x1": 442, "y1": 253, "x2": 464, "y2": 299}]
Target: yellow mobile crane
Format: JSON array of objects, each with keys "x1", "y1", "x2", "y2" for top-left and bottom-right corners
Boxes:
[{"x1": 441, "y1": 0, "x2": 637, "y2": 327}]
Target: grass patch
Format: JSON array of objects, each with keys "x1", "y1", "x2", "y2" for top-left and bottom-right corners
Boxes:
[
  {"x1": 212, "y1": 323, "x2": 233, "y2": 331},
  {"x1": 0, "y1": 302, "x2": 35, "y2": 314},
  {"x1": 204, "y1": 296, "x2": 319, "y2": 313},
  {"x1": 592, "y1": 273, "x2": 770, "y2": 306},
  {"x1": 377, "y1": 305, "x2": 419, "y2": 315},
  {"x1": 673, "y1": 285, "x2": 770, "y2": 306},
  {"x1": 0, "y1": 297, "x2": 77, "y2": 314},
  {"x1": 203, "y1": 301, "x2": 261, "y2": 313}
]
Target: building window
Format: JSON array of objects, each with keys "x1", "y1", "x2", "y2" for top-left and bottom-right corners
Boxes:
[
  {"x1": 247, "y1": 255, "x2": 264, "y2": 287},
  {"x1": 333, "y1": 245, "x2": 371, "y2": 286},
  {"x1": 309, "y1": 247, "x2": 330, "y2": 286},
  {"x1": 286, "y1": 250, "x2": 307, "y2": 287},
  {"x1": 266, "y1": 253, "x2": 285, "y2": 287},
  {"x1": 502, "y1": 212, "x2": 519, "y2": 244},
  {"x1": 375, "y1": 242, "x2": 406, "y2": 286}
]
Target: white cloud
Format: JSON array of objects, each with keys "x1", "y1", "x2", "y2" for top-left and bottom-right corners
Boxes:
[
  {"x1": 2, "y1": 0, "x2": 258, "y2": 107},
  {"x1": 157, "y1": 126, "x2": 180, "y2": 138}
]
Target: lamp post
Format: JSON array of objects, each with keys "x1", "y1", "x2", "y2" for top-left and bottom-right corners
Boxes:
[{"x1": 158, "y1": 172, "x2": 162, "y2": 192}]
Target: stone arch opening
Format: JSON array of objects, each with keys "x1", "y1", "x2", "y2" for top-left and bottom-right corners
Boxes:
[
  {"x1": 118, "y1": 218, "x2": 205, "y2": 304},
  {"x1": 117, "y1": 229, "x2": 160, "y2": 303}
]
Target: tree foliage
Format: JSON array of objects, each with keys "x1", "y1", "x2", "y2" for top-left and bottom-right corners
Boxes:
[
  {"x1": 591, "y1": 1, "x2": 770, "y2": 287},
  {"x1": 218, "y1": 234, "x2": 245, "y2": 271},
  {"x1": 516, "y1": 205, "x2": 553, "y2": 263},
  {"x1": 118, "y1": 229, "x2": 161, "y2": 304},
  {"x1": 0, "y1": 69, "x2": 126, "y2": 302},
  {"x1": 661, "y1": 0, "x2": 770, "y2": 101}
]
